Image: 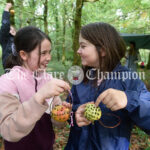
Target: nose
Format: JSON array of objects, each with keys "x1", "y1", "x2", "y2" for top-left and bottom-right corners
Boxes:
[
  {"x1": 47, "y1": 53, "x2": 51, "y2": 61},
  {"x1": 77, "y1": 47, "x2": 82, "y2": 54}
]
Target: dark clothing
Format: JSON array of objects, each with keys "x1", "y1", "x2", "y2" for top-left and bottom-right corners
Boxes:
[
  {"x1": 4, "y1": 113, "x2": 55, "y2": 150},
  {"x1": 65, "y1": 64, "x2": 150, "y2": 150},
  {"x1": 0, "y1": 11, "x2": 13, "y2": 69}
]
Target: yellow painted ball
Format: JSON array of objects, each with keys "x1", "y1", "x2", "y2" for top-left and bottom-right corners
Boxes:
[{"x1": 84, "y1": 103, "x2": 101, "y2": 122}]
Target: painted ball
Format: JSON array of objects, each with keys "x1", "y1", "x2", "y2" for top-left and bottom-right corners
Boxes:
[
  {"x1": 84, "y1": 103, "x2": 101, "y2": 122},
  {"x1": 51, "y1": 105, "x2": 70, "y2": 122}
]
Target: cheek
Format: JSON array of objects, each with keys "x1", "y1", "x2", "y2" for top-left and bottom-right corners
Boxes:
[
  {"x1": 87, "y1": 51, "x2": 99, "y2": 64},
  {"x1": 28, "y1": 60, "x2": 38, "y2": 68},
  {"x1": 28, "y1": 56, "x2": 39, "y2": 66},
  {"x1": 93, "y1": 52, "x2": 99, "y2": 62},
  {"x1": 39, "y1": 56, "x2": 45, "y2": 63}
]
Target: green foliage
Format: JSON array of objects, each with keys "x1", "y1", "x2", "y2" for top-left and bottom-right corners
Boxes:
[
  {"x1": 0, "y1": 58, "x2": 4, "y2": 75},
  {"x1": 0, "y1": 0, "x2": 150, "y2": 65},
  {"x1": 139, "y1": 49, "x2": 150, "y2": 64}
]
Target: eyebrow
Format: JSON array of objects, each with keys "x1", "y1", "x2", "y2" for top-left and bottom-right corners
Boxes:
[
  {"x1": 79, "y1": 42, "x2": 87, "y2": 45},
  {"x1": 41, "y1": 49, "x2": 51, "y2": 52}
]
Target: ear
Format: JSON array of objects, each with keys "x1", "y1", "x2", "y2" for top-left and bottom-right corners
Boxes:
[{"x1": 19, "y1": 50, "x2": 28, "y2": 61}]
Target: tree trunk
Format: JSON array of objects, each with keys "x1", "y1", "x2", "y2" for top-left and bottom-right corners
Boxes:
[
  {"x1": 26, "y1": 0, "x2": 36, "y2": 26},
  {"x1": 53, "y1": 0, "x2": 60, "y2": 61},
  {"x1": 72, "y1": 0, "x2": 84, "y2": 65},
  {"x1": 44, "y1": 0, "x2": 48, "y2": 34},
  {"x1": 7, "y1": 0, "x2": 15, "y2": 26},
  {"x1": 17, "y1": 0, "x2": 23, "y2": 28},
  {"x1": 62, "y1": 0, "x2": 67, "y2": 64},
  {"x1": 31, "y1": 0, "x2": 36, "y2": 26}
]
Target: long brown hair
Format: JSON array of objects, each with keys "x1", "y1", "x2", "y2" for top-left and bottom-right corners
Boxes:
[{"x1": 80, "y1": 22, "x2": 126, "y2": 83}]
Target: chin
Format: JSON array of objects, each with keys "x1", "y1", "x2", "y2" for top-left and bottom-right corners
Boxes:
[
  {"x1": 40, "y1": 66, "x2": 47, "y2": 70},
  {"x1": 81, "y1": 61, "x2": 87, "y2": 66},
  {"x1": 81, "y1": 61, "x2": 90, "y2": 67}
]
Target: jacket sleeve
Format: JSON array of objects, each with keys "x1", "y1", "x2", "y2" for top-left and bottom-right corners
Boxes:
[
  {"x1": 0, "y1": 93, "x2": 48, "y2": 142},
  {"x1": 0, "y1": 11, "x2": 10, "y2": 42},
  {"x1": 124, "y1": 79, "x2": 150, "y2": 133}
]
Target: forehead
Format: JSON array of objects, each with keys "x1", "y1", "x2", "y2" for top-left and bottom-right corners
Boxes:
[
  {"x1": 41, "y1": 39, "x2": 51, "y2": 50},
  {"x1": 11, "y1": 24, "x2": 16, "y2": 28},
  {"x1": 30, "y1": 39, "x2": 51, "y2": 54},
  {"x1": 79, "y1": 34, "x2": 92, "y2": 45}
]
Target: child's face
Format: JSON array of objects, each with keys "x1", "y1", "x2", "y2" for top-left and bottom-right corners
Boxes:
[
  {"x1": 23, "y1": 39, "x2": 51, "y2": 71},
  {"x1": 9, "y1": 26, "x2": 16, "y2": 36},
  {"x1": 77, "y1": 34, "x2": 99, "y2": 68}
]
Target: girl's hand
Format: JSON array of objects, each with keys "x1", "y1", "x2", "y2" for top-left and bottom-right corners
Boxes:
[
  {"x1": 95, "y1": 88, "x2": 127, "y2": 111},
  {"x1": 75, "y1": 102, "x2": 94, "y2": 127},
  {"x1": 52, "y1": 96, "x2": 62, "y2": 108},
  {"x1": 34, "y1": 79, "x2": 70, "y2": 105},
  {"x1": 62, "y1": 101, "x2": 72, "y2": 110},
  {"x1": 5, "y1": 3, "x2": 12, "y2": 11}
]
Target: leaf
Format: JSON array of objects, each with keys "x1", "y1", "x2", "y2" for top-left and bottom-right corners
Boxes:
[{"x1": 141, "y1": 0, "x2": 150, "y2": 4}]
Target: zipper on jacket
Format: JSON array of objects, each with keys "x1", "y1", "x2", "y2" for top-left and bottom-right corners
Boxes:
[
  {"x1": 34, "y1": 72, "x2": 38, "y2": 92},
  {"x1": 34, "y1": 78, "x2": 38, "y2": 92}
]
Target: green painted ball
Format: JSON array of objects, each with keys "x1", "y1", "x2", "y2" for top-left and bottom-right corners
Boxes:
[{"x1": 84, "y1": 103, "x2": 101, "y2": 122}]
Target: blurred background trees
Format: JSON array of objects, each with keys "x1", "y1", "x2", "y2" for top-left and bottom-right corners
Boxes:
[{"x1": 0, "y1": 0, "x2": 150, "y2": 67}]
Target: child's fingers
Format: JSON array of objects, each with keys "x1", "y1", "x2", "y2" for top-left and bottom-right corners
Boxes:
[
  {"x1": 77, "y1": 121, "x2": 91, "y2": 127},
  {"x1": 76, "y1": 115, "x2": 91, "y2": 127},
  {"x1": 64, "y1": 82, "x2": 71, "y2": 90},
  {"x1": 62, "y1": 101, "x2": 72, "y2": 109},
  {"x1": 76, "y1": 115, "x2": 90, "y2": 123},
  {"x1": 110, "y1": 105, "x2": 118, "y2": 111},
  {"x1": 76, "y1": 102, "x2": 94, "y2": 115},
  {"x1": 76, "y1": 103, "x2": 87, "y2": 114},
  {"x1": 56, "y1": 87, "x2": 65, "y2": 93},
  {"x1": 95, "y1": 89, "x2": 109, "y2": 107},
  {"x1": 55, "y1": 79, "x2": 70, "y2": 91},
  {"x1": 75, "y1": 108, "x2": 90, "y2": 124},
  {"x1": 75, "y1": 102, "x2": 93, "y2": 121},
  {"x1": 62, "y1": 101, "x2": 68, "y2": 105}
]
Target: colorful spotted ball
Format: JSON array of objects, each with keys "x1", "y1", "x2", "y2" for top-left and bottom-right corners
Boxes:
[{"x1": 51, "y1": 105, "x2": 70, "y2": 122}]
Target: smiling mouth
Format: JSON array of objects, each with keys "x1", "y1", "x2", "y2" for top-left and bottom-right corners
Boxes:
[
  {"x1": 81, "y1": 57, "x2": 85, "y2": 61},
  {"x1": 40, "y1": 63, "x2": 48, "y2": 68},
  {"x1": 43, "y1": 64, "x2": 48, "y2": 67}
]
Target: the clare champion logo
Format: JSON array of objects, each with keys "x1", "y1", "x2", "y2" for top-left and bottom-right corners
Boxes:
[{"x1": 67, "y1": 66, "x2": 84, "y2": 85}]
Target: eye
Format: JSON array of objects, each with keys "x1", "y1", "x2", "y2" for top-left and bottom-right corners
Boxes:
[
  {"x1": 41, "y1": 51, "x2": 46, "y2": 55},
  {"x1": 81, "y1": 45, "x2": 86, "y2": 48}
]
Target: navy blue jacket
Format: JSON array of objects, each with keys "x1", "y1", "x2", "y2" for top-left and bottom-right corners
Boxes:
[
  {"x1": 0, "y1": 11, "x2": 14, "y2": 69},
  {"x1": 65, "y1": 64, "x2": 150, "y2": 150}
]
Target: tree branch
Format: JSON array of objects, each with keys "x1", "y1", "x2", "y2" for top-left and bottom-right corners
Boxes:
[{"x1": 84, "y1": 0, "x2": 99, "y2": 2}]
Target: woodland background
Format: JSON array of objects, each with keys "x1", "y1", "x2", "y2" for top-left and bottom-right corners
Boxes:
[{"x1": 0, "y1": 0, "x2": 150, "y2": 149}]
